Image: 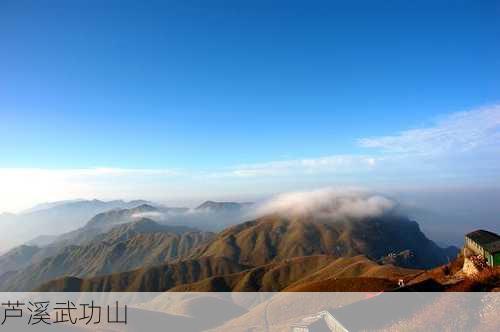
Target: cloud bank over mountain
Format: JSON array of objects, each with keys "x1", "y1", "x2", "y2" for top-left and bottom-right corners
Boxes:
[
  {"x1": 256, "y1": 188, "x2": 395, "y2": 220},
  {"x1": 131, "y1": 211, "x2": 169, "y2": 221}
]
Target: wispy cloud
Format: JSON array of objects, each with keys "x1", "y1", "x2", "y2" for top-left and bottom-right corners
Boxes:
[
  {"x1": 218, "y1": 104, "x2": 500, "y2": 179},
  {"x1": 131, "y1": 211, "x2": 167, "y2": 220},
  {"x1": 59, "y1": 167, "x2": 181, "y2": 177},
  {"x1": 220, "y1": 155, "x2": 377, "y2": 178},
  {"x1": 0, "y1": 167, "x2": 181, "y2": 178},
  {"x1": 358, "y1": 105, "x2": 500, "y2": 155}
]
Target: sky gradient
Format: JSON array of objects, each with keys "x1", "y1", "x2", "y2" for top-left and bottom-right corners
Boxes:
[{"x1": 1, "y1": 0, "x2": 500, "y2": 212}]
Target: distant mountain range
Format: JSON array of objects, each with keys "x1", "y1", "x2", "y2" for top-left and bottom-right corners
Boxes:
[
  {"x1": 0, "y1": 200, "x2": 252, "y2": 290},
  {"x1": 20, "y1": 199, "x2": 146, "y2": 214},
  {"x1": 195, "y1": 201, "x2": 253, "y2": 213},
  {"x1": 0, "y1": 199, "x2": 159, "y2": 250},
  {"x1": 0, "y1": 199, "x2": 254, "y2": 251}
]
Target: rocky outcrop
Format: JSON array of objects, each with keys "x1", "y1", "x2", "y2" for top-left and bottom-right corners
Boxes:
[{"x1": 463, "y1": 255, "x2": 488, "y2": 276}]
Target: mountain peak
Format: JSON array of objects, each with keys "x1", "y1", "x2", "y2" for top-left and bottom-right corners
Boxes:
[
  {"x1": 84, "y1": 204, "x2": 158, "y2": 229},
  {"x1": 132, "y1": 203, "x2": 158, "y2": 212},
  {"x1": 195, "y1": 214, "x2": 455, "y2": 269},
  {"x1": 196, "y1": 201, "x2": 252, "y2": 212}
]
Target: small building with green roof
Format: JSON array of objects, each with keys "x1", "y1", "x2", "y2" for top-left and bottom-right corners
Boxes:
[{"x1": 465, "y1": 229, "x2": 500, "y2": 267}]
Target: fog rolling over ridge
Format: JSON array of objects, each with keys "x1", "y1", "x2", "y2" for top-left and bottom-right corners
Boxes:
[
  {"x1": 0, "y1": 199, "x2": 153, "y2": 250},
  {"x1": 0, "y1": 198, "x2": 254, "y2": 252},
  {"x1": 0, "y1": 187, "x2": 498, "y2": 252},
  {"x1": 255, "y1": 188, "x2": 395, "y2": 220},
  {"x1": 255, "y1": 187, "x2": 500, "y2": 247}
]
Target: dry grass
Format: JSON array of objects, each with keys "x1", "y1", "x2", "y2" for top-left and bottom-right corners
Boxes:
[
  {"x1": 284, "y1": 277, "x2": 397, "y2": 292},
  {"x1": 448, "y1": 267, "x2": 500, "y2": 292}
]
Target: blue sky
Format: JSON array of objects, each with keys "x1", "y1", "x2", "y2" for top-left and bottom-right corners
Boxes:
[{"x1": 1, "y1": 0, "x2": 500, "y2": 211}]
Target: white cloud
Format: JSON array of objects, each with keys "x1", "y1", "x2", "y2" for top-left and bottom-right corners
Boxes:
[
  {"x1": 358, "y1": 105, "x2": 500, "y2": 155},
  {"x1": 217, "y1": 155, "x2": 378, "y2": 178},
  {"x1": 63, "y1": 168, "x2": 181, "y2": 177},
  {"x1": 256, "y1": 187, "x2": 395, "y2": 220},
  {"x1": 218, "y1": 105, "x2": 500, "y2": 180},
  {"x1": 131, "y1": 211, "x2": 166, "y2": 220}
]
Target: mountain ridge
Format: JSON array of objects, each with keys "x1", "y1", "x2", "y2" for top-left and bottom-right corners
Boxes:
[
  {"x1": 0, "y1": 218, "x2": 214, "y2": 291},
  {"x1": 0, "y1": 199, "x2": 160, "y2": 250},
  {"x1": 32, "y1": 212, "x2": 458, "y2": 292},
  {"x1": 192, "y1": 213, "x2": 456, "y2": 269}
]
